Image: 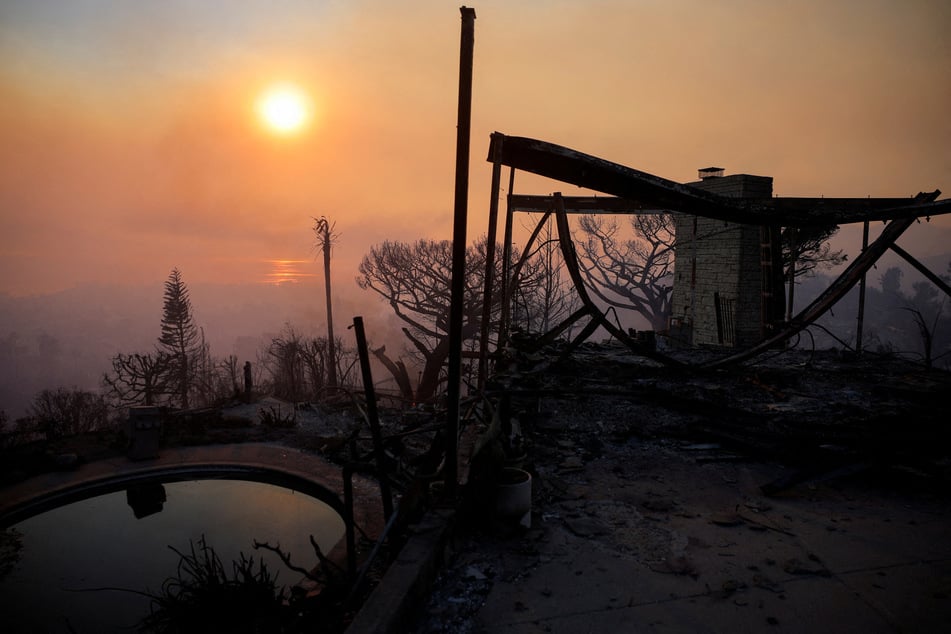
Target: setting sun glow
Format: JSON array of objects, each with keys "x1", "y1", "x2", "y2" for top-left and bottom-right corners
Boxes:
[{"x1": 257, "y1": 84, "x2": 311, "y2": 134}]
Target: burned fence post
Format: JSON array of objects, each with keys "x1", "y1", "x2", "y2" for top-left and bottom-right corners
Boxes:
[{"x1": 351, "y1": 316, "x2": 393, "y2": 522}]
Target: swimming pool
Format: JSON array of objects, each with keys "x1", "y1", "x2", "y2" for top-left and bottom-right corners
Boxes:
[{"x1": 0, "y1": 475, "x2": 345, "y2": 632}]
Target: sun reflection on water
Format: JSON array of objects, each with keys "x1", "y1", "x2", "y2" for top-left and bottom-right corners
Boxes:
[{"x1": 264, "y1": 259, "x2": 315, "y2": 285}]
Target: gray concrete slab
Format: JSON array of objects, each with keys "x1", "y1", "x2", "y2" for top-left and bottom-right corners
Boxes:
[{"x1": 413, "y1": 439, "x2": 951, "y2": 633}]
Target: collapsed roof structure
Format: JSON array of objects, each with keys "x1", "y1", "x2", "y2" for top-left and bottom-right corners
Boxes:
[{"x1": 478, "y1": 133, "x2": 951, "y2": 371}]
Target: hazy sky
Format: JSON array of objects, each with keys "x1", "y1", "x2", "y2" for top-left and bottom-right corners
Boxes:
[{"x1": 1, "y1": 0, "x2": 949, "y2": 296}]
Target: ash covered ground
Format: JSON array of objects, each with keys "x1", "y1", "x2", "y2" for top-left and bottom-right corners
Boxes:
[{"x1": 410, "y1": 344, "x2": 951, "y2": 633}]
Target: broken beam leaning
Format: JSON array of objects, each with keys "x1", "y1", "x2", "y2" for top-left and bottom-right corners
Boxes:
[{"x1": 705, "y1": 215, "x2": 917, "y2": 368}]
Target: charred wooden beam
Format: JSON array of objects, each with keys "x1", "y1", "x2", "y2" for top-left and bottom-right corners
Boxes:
[
  {"x1": 479, "y1": 129, "x2": 504, "y2": 392},
  {"x1": 509, "y1": 194, "x2": 667, "y2": 215},
  {"x1": 489, "y1": 134, "x2": 949, "y2": 226},
  {"x1": 509, "y1": 193, "x2": 951, "y2": 226},
  {"x1": 352, "y1": 317, "x2": 394, "y2": 521},
  {"x1": 489, "y1": 134, "x2": 743, "y2": 220},
  {"x1": 758, "y1": 193, "x2": 946, "y2": 225}
]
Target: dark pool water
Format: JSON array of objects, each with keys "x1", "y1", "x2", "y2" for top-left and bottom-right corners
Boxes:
[{"x1": 0, "y1": 478, "x2": 344, "y2": 632}]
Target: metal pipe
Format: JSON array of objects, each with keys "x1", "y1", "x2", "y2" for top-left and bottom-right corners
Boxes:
[{"x1": 445, "y1": 6, "x2": 476, "y2": 494}]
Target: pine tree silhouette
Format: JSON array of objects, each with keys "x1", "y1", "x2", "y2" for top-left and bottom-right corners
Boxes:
[{"x1": 158, "y1": 268, "x2": 200, "y2": 408}]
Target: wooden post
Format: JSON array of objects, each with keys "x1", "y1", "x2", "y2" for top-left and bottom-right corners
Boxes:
[
  {"x1": 499, "y1": 166, "x2": 516, "y2": 350},
  {"x1": 786, "y1": 227, "x2": 796, "y2": 325},
  {"x1": 478, "y1": 134, "x2": 503, "y2": 392},
  {"x1": 352, "y1": 316, "x2": 393, "y2": 521}
]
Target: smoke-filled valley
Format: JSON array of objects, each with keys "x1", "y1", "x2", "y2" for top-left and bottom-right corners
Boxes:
[{"x1": 2, "y1": 244, "x2": 948, "y2": 422}]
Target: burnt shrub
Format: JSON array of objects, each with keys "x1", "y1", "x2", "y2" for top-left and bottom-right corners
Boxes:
[{"x1": 21, "y1": 387, "x2": 110, "y2": 442}]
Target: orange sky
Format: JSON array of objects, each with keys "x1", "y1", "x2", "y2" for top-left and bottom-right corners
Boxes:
[{"x1": 1, "y1": 0, "x2": 948, "y2": 296}]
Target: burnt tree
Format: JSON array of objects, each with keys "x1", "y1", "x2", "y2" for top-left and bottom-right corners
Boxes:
[
  {"x1": 576, "y1": 213, "x2": 676, "y2": 331},
  {"x1": 358, "y1": 238, "x2": 499, "y2": 403},
  {"x1": 103, "y1": 352, "x2": 170, "y2": 406},
  {"x1": 313, "y1": 216, "x2": 339, "y2": 389}
]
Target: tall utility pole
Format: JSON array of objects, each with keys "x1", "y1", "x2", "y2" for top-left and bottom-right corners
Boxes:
[
  {"x1": 446, "y1": 6, "x2": 476, "y2": 494},
  {"x1": 314, "y1": 216, "x2": 338, "y2": 388}
]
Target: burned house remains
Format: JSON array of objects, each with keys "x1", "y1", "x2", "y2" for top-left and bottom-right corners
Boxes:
[{"x1": 669, "y1": 168, "x2": 778, "y2": 348}]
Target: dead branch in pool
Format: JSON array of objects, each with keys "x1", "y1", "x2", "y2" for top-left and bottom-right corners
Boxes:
[{"x1": 253, "y1": 535, "x2": 345, "y2": 584}]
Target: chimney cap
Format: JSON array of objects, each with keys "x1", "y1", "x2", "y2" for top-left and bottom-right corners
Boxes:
[{"x1": 698, "y1": 167, "x2": 724, "y2": 180}]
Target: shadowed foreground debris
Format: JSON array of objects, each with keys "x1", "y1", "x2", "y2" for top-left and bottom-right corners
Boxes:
[{"x1": 410, "y1": 346, "x2": 951, "y2": 633}]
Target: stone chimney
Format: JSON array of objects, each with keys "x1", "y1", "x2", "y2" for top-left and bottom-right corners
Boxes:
[{"x1": 669, "y1": 168, "x2": 776, "y2": 348}]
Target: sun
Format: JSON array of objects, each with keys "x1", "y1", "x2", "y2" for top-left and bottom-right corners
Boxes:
[{"x1": 257, "y1": 83, "x2": 311, "y2": 134}]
